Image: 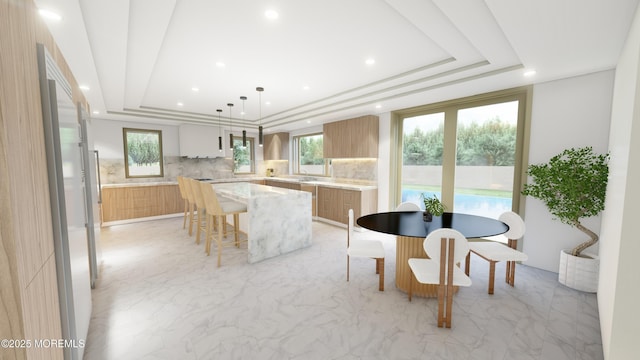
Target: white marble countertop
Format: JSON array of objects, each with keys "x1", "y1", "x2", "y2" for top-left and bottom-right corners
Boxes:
[
  {"x1": 213, "y1": 182, "x2": 303, "y2": 202},
  {"x1": 101, "y1": 176, "x2": 376, "y2": 191},
  {"x1": 265, "y1": 177, "x2": 377, "y2": 190}
]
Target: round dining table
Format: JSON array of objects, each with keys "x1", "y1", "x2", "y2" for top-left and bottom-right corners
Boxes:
[{"x1": 357, "y1": 211, "x2": 508, "y2": 297}]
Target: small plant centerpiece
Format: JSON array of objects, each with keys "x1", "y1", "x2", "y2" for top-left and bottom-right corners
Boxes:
[
  {"x1": 521, "y1": 146, "x2": 609, "y2": 292},
  {"x1": 421, "y1": 193, "x2": 445, "y2": 222}
]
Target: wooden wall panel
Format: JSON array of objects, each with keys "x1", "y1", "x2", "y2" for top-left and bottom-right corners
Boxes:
[{"x1": 1, "y1": 0, "x2": 89, "y2": 358}]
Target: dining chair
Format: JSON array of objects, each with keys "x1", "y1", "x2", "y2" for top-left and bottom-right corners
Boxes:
[
  {"x1": 465, "y1": 211, "x2": 527, "y2": 294},
  {"x1": 347, "y1": 208, "x2": 385, "y2": 291},
  {"x1": 177, "y1": 176, "x2": 189, "y2": 229},
  {"x1": 395, "y1": 202, "x2": 421, "y2": 211},
  {"x1": 199, "y1": 181, "x2": 247, "y2": 267},
  {"x1": 408, "y1": 228, "x2": 471, "y2": 328}
]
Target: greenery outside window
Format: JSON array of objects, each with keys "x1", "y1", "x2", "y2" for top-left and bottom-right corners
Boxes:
[
  {"x1": 293, "y1": 133, "x2": 328, "y2": 175},
  {"x1": 233, "y1": 136, "x2": 255, "y2": 174},
  {"x1": 123, "y1": 128, "x2": 164, "y2": 178}
]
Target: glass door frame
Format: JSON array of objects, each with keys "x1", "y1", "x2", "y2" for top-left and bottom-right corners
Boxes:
[{"x1": 389, "y1": 86, "x2": 533, "y2": 216}]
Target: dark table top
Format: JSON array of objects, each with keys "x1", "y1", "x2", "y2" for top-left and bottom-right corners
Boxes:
[{"x1": 356, "y1": 211, "x2": 509, "y2": 239}]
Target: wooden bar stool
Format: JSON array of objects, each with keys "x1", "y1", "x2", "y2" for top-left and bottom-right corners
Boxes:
[
  {"x1": 176, "y1": 176, "x2": 189, "y2": 229},
  {"x1": 199, "y1": 181, "x2": 248, "y2": 267}
]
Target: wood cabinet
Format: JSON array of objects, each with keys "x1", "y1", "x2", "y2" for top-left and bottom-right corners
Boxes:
[
  {"x1": 101, "y1": 184, "x2": 183, "y2": 222},
  {"x1": 179, "y1": 124, "x2": 221, "y2": 158},
  {"x1": 265, "y1": 179, "x2": 300, "y2": 190},
  {"x1": 317, "y1": 186, "x2": 377, "y2": 225},
  {"x1": 323, "y1": 115, "x2": 379, "y2": 158},
  {"x1": 263, "y1": 132, "x2": 289, "y2": 160}
]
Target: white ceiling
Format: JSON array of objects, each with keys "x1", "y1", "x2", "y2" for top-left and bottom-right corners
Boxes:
[{"x1": 34, "y1": 0, "x2": 639, "y2": 133}]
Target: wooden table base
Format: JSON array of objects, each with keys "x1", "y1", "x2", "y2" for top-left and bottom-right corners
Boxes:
[{"x1": 396, "y1": 236, "x2": 440, "y2": 297}]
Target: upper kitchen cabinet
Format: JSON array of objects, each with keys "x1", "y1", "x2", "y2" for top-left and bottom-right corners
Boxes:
[
  {"x1": 179, "y1": 124, "x2": 221, "y2": 158},
  {"x1": 323, "y1": 115, "x2": 379, "y2": 158},
  {"x1": 263, "y1": 132, "x2": 289, "y2": 160}
]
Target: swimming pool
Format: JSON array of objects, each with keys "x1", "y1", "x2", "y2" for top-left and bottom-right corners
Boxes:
[{"x1": 401, "y1": 189, "x2": 512, "y2": 219}]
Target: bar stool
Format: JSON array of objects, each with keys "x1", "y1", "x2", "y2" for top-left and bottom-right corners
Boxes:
[
  {"x1": 188, "y1": 178, "x2": 209, "y2": 245},
  {"x1": 199, "y1": 181, "x2": 248, "y2": 267},
  {"x1": 181, "y1": 177, "x2": 198, "y2": 236},
  {"x1": 176, "y1": 176, "x2": 189, "y2": 229}
]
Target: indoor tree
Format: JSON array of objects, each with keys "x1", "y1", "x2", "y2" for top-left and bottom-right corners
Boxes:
[{"x1": 521, "y1": 146, "x2": 609, "y2": 257}]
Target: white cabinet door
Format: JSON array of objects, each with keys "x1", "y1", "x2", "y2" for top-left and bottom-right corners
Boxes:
[{"x1": 179, "y1": 124, "x2": 221, "y2": 157}]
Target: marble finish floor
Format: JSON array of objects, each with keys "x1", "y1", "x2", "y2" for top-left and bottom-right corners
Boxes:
[{"x1": 84, "y1": 217, "x2": 603, "y2": 360}]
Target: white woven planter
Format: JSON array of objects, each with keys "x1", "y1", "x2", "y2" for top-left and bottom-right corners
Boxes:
[{"x1": 558, "y1": 249, "x2": 599, "y2": 293}]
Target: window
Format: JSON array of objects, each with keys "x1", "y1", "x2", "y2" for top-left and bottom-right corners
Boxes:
[
  {"x1": 392, "y1": 88, "x2": 530, "y2": 218},
  {"x1": 123, "y1": 128, "x2": 164, "y2": 178},
  {"x1": 293, "y1": 133, "x2": 328, "y2": 175},
  {"x1": 233, "y1": 136, "x2": 255, "y2": 174}
]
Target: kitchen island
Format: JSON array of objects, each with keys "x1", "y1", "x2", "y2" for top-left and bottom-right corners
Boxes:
[{"x1": 212, "y1": 182, "x2": 312, "y2": 263}]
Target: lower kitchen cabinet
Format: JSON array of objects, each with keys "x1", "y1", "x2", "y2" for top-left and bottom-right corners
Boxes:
[
  {"x1": 317, "y1": 186, "x2": 377, "y2": 225},
  {"x1": 101, "y1": 184, "x2": 183, "y2": 222}
]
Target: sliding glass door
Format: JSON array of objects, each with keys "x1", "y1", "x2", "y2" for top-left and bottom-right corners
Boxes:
[
  {"x1": 396, "y1": 88, "x2": 529, "y2": 219},
  {"x1": 454, "y1": 101, "x2": 518, "y2": 217}
]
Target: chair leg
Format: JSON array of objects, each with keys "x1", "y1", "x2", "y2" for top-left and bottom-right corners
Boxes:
[
  {"x1": 188, "y1": 204, "x2": 195, "y2": 236},
  {"x1": 437, "y1": 284, "x2": 445, "y2": 327},
  {"x1": 195, "y1": 210, "x2": 202, "y2": 244},
  {"x1": 207, "y1": 214, "x2": 215, "y2": 256},
  {"x1": 408, "y1": 271, "x2": 413, "y2": 302},
  {"x1": 183, "y1": 200, "x2": 188, "y2": 229},
  {"x1": 346, "y1": 255, "x2": 350, "y2": 282},
  {"x1": 217, "y1": 216, "x2": 223, "y2": 267},
  {"x1": 377, "y1": 258, "x2": 384, "y2": 291},
  {"x1": 233, "y1": 214, "x2": 240, "y2": 247},
  {"x1": 488, "y1": 261, "x2": 497, "y2": 295},
  {"x1": 465, "y1": 252, "x2": 471, "y2": 276},
  {"x1": 506, "y1": 261, "x2": 516, "y2": 287}
]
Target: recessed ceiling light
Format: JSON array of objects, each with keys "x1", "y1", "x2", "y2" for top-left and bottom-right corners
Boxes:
[
  {"x1": 38, "y1": 9, "x2": 61, "y2": 21},
  {"x1": 524, "y1": 70, "x2": 537, "y2": 77},
  {"x1": 177, "y1": 102, "x2": 184, "y2": 107},
  {"x1": 306, "y1": 120, "x2": 311, "y2": 124},
  {"x1": 265, "y1": 9, "x2": 279, "y2": 20},
  {"x1": 92, "y1": 110, "x2": 100, "y2": 115},
  {"x1": 365, "y1": 58, "x2": 375, "y2": 65},
  {"x1": 375, "y1": 104, "x2": 382, "y2": 109},
  {"x1": 265, "y1": 101, "x2": 271, "y2": 105},
  {"x1": 215, "y1": 61, "x2": 225, "y2": 68},
  {"x1": 302, "y1": 85, "x2": 310, "y2": 90},
  {"x1": 79, "y1": 85, "x2": 90, "y2": 91},
  {"x1": 192, "y1": 87, "x2": 199, "y2": 92}
]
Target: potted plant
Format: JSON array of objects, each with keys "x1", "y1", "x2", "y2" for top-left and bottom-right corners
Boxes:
[
  {"x1": 521, "y1": 146, "x2": 609, "y2": 292},
  {"x1": 421, "y1": 193, "x2": 445, "y2": 222}
]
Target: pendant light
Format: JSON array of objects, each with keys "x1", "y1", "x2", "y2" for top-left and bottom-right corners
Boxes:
[
  {"x1": 256, "y1": 86, "x2": 264, "y2": 147},
  {"x1": 240, "y1": 96, "x2": 247, "y2": 148},
  {"x1": 227, "y1": 103, "x2": 234, "y2": 150},
  {"x1": 216, "y1": 109, "x2": 223, "y2": 152}
]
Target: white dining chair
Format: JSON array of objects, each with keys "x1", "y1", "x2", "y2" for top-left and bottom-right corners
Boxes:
[
  {"x1": 465, "y1": 211, "x2": 527, "y2": 294},
  {"x1": 408, "y1": 228, "x2": 471, "y2": 328},
  {"x1": 347, "y1": 209, "x2": 385, "y2": 291},
  {"x1": 395, "y1": 202, "x2": 421, "y2": 211}
]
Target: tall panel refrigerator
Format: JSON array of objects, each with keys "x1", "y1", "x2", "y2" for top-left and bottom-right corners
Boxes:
[{"x1": 37, "y1": 44, "x2": 99, "y2": 360}]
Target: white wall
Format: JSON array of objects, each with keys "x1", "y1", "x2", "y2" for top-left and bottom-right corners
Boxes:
[
  {"x1": 377, "y1": 112, "x2": 391, "y2": 211},
  {"x1": 522, "y1": 70, "x2": 614, "y2": 272},
  {"x1": 598, "y1": 4, "x2": 640, "y2": 358}
]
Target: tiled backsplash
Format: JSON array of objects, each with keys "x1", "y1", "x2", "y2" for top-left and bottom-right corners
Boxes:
[
  {"x1": 99, "y1": 156, "x2": 234, "y2": 184},
  {"x1": 331, "y1": 158, "x2": 377, "y2": 181},
  {"x1": 100, "y1": 156, "x2": 378, "y2": 184}
]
